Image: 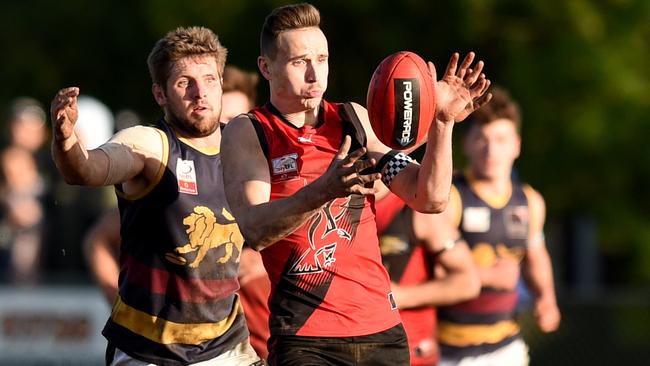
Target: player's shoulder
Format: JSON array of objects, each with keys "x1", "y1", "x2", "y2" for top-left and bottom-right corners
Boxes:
[
  {"x1": 109, "y1": 125, "x2": 162, "y2": 145},
  {"x1": 521, "y1": 183, "x2": 544, "y2": 203},
  {"x1": 221, "y1": 113, "x2": 265, "y2": 156},
  {"x1": 520, "y1": 182, "x2": 546, "y2": 220}
]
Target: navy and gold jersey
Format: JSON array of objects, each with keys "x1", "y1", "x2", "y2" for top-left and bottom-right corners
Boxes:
[
  {"x1": 438, "y1": 172, "x2": 532, "y2": 358},
  {"x1": 102, "y1": 119, "x2": 248, "y2": 365}
]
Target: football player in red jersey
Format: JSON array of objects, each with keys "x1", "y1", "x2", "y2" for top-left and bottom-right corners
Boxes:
[{"x1": 221, "y1": 3, "x2": 491, "y2": 365}]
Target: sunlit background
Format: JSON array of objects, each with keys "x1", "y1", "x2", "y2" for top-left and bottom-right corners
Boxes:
[{"x1": 0, "y1": 0, "x2": 648, "y2": 364}]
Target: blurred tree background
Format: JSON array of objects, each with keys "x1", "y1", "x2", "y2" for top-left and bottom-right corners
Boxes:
[{"x1": 0, "y1": 0, "x2": 649, "y2": 362}]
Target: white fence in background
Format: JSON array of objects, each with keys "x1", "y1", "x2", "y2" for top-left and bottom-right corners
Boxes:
[{"x1": 0, "y1": 286, "x2": 109, "y2": 365}]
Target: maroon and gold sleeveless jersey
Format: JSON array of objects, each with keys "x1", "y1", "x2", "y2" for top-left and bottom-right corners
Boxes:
[
  {"x1": 376, "y1": 192, "x2": 438, "y2": 366},
  {"x1": 102, "y1": 120, "x2": 248, "y2": 364},
  {"x1": 249, "y1": 101, "x2": 401, "y2": 337},
  {"x1": 438, "y1": 172, "x2": 532, "y2": 358}
]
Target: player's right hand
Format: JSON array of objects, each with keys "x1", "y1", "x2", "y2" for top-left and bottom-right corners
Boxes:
[
  {"x1": 316, "y1": 135, "x2": 381, "y2": 198},
  {"x1": 51, "y1": 87, "x2": 80, "y2": 141}
]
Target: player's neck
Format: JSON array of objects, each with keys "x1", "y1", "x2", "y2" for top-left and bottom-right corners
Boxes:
[
  {"x1": 172, "y1": 124, "x2": 222, "y2": 155},
  {"x1": 467, "y1": 170, "x2": 512, "y2": 198},
  {"x1": 269, "y1": 96, "x2": 320, "y2": 128}
]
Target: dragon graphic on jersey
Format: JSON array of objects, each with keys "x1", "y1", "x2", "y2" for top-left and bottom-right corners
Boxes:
[
  {"x1": 165, "y1": 206, "x2": 244, "y2": 268},
  {"x1": 288, "y1": 196, "x2": 356, "y2": 277}
]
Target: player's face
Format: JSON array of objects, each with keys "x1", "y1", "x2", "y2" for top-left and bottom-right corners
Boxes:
[
  {"x1": 154, "y1": 56, "x2": 222, "y2": 137},
  {"x1": 220, "y1": 91, "x2": 251, "y2": 123},
  {"x1": 464, "y1": 118, "x2": 521, "y2": 181},
  {"x1": 264, "y1": 27, "x2": 329, "y2": 112}
]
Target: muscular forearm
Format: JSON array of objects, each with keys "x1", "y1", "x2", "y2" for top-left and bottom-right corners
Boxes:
[
  {"x1": 52, "y1": 135, "x2": 107, "y2": 186},
  {"x1": 396, "y1": 121, "x2": 454, "y2": 213},
  {"x1": 238, "y1": 184, "x2": 329, "y2": 251},
  {"x1": 396, "y1": 271, "x2": 479, "y2": 309},
  {"x1": 524, "y1": 248, "x2": 557, "y2": 303},
  {"x1": 479, "y1": 263, "x2": 520, "y2": 291}
]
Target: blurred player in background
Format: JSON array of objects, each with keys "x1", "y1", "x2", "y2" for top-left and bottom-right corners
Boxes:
[
  {"x1": 376, "y1": 182, "x2": 480, "y2": 365},
  {"x1": 435, "y1": 87, "x2": 560, "y2": 366}
]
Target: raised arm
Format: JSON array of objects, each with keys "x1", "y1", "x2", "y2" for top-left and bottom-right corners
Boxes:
[
  {"x1": 221, "y1": 116, "x2": 381, "y2": 250},
  {"x1": 50, "y1": 87, "x2": 160, "y2": 188},
  {"x1": 363, "y1": 53, "x2": 492, "y2": 214},
  {"x1": 522, "y1": 187, "x2": 561, "y2": 332}
]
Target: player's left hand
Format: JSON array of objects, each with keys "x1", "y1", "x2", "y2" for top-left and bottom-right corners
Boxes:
[
  {"x1": 534, "y1": 298, "x2": 561, "y2": 332},
  {"x1": 430, "y1": 52, "x2": 492, "y2": 123}
]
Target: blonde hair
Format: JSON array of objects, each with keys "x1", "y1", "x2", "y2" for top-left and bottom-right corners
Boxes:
[
  {"x1": 260, "y1": 3, "x2": 321, "y2": 59},
  {"x1": 147, "y1": 26, "x2": 227, "y2": 88}
]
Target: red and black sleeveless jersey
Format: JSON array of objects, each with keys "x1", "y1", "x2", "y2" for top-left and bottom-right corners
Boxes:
[
  {"x1": 249, "y1": 101, "x2": 401, "y2": 337},
  {"x1": 376, "y1": 192, "x2": 438, "y2": 366},
  {"x1": 102, "y1": 119, "x2": 248, "y2": 365},
  {"x1": 438, "y1": 172, "x2": 530, "y2": 358}
]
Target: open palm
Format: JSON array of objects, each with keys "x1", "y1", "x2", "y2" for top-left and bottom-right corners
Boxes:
[{"x1": 430, "y1": 52, "x2": 492, "y2": 123}]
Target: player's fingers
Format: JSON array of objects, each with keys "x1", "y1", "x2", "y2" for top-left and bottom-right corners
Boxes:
[
  {"x1": 55, "y1": 87, "x2": 80, "y2": 104},
  {"x1": 469, "y1": 75, "x2": 489, "y2": 95},
  {"x1": 465, "y1": 61, "x2": 484, "y2": 84},
  {"x1": 457, "y1": 52, "x2": 475, "y2": 76},
  {"x1": 473, "y1": 92, "x2": 493, "y2": 110},
  {"x1": 343, "y1": 146, "x2": 368, "y2": 167},
  {"x1": 335, "y1": 135, "x2": 352, "y2": 161},
  {"x1": 444, "y1": 52, "x2": 460, "y2": 77},
  {"x1": 354, "y1": 182, "x2": 380, "y2": 196},
  {"x1": 427, "y1": 61, "x2": 437, "y2": 83}
]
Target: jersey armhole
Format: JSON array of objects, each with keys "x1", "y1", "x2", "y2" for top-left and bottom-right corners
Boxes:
[
  {"x1": 340, "y1": 102, "x2": 367, "y2": 150},
  {"x1": 248, "y1": 113, "x2": 270, "y2": 159}
]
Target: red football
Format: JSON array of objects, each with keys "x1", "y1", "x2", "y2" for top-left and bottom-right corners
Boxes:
[{"x1": 367, "y1": 51, "x2": 436, "y2": 150}]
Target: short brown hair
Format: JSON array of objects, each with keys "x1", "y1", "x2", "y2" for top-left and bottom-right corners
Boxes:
[
  {"x1": 147, "y1": 26, "x2": 227, "y2": 87},
  {"x1": 260, "y1": 3, "x2": 321, "y2": 59},
  {"x1": 466, "y1": 86, "x2": 521, "y2": 133},
  {"x1": 223, "y1": 66, "x2": 259, "y2": 106}
]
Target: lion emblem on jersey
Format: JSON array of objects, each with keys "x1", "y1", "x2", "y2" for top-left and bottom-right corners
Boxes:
[{"x1": 165, "y1": 206, "x2": 244, "y2": 268}]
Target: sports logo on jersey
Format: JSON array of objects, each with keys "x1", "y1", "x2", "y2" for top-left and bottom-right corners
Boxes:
[
  {"x1": 176, "y1": 158, "x2": 198, "y2": 195},
  {"x1": 463, "y1": 206, "x2": 491, "y2": 232},
  {"x1": 504, "y1": 205, "x2": 529, "y2": 239},
  {"x1": 165, "y1": 206, "x2": 244, "y2": 268},
  {"x1": 288, "y1": 197, "x2": 352, "y2": 276},
  {"x1": 297, "y1": 134, "x2": 314, "y2": 144},
  {"x1": 272, "y1": 153, "x2": 300, "y2": 182}
]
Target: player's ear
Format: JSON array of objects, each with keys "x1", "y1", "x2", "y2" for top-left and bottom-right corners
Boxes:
[
  {"x1": 152, "y1": 83, "x2": 166, "y2": 107},
  {"x1": 258, "y1": 56, "x2": 272, "y2": 81}
]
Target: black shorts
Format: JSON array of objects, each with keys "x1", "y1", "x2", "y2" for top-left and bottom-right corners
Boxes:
[{"x1": 267, "y1": 323, "x2": 410, "y2": 366}]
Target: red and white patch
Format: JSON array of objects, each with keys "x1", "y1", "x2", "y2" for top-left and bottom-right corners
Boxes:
[{"x1": 176, "y1": 158, "x2": 198, "y2": 195}]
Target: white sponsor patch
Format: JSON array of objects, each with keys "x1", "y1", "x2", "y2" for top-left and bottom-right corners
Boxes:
[
  {"x1": 271, "y1": 153, "x2": 300, "y2": 182},
  {"x1": 462, "y1": 206, "x2": 491, "y2": 232},
  {"x1": 176, "y1": 158, "x2": 198, "y2": 195}
]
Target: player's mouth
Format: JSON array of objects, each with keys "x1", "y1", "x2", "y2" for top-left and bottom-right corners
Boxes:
[{"x1": 305, "y1": 89, "x2": 323, "y2": 98}]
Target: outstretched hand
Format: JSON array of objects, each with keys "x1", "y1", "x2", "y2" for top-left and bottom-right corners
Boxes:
[
  {"x1": 430, "y1": 52, "x2": 492, "y2": 123},
  {"x1": 314, "y1": 136, "x2": 381, "y2": 200},
  {"x1": 51, "y1": 87, "x2": 80, "y2": 141}
]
